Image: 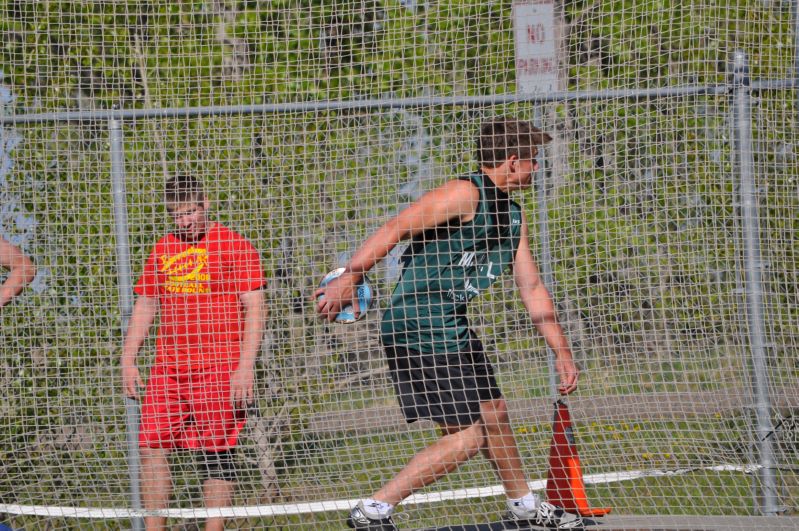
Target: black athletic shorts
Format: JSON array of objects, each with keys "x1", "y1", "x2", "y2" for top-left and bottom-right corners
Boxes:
[{"x1": 384, "y1": 334, "x2": 503, "y2": 427}]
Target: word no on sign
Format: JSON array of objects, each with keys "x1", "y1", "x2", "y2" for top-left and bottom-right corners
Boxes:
[{"x1": 513, "y1": 1, "x2": 558, "y2": 94}]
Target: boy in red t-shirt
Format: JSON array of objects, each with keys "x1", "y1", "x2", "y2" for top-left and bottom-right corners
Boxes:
[{"x1": 122, "y1": 175, "x2": 266, "y2": 531}]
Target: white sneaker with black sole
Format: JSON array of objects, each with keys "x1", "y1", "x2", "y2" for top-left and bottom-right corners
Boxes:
[
  {"x1": 347, "y1": 501, "x2": 398, "y2": 530},
  {"x1": 506, "y1": 501, "x2": 584, "y2": 530}
]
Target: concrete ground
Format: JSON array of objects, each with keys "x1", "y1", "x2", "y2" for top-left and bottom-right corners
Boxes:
[{"x1": 585, "y1": 514, "x2": 799, "y2": 530}]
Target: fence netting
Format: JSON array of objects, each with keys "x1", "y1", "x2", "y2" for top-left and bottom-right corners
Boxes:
[{"x1": 1, "y1": 1, "x2": 797, "y2": 529}]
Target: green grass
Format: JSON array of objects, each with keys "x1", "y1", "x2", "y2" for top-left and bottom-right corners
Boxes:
[{"x1": 240, "y1": 416, "x2": 795, "y2": 524}]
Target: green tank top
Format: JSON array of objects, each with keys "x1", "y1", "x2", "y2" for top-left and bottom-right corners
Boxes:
[{"x1": 380, "y1": 173, "x2": 523, "y2": 354}]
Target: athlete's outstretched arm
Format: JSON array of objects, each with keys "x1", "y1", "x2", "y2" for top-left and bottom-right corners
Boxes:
[
  {"x1": 513, "y1": 216, "x2": 578, "y2": 395},
  {"x1": 315, "y1": 179, "x2": 479, "y2": 321},
  {"x1": 0, "y1": 237, "x2": 35, "y2": 307}
]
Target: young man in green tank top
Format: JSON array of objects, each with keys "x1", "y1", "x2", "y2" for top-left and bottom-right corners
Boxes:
[{"x1": 316, "y1": 118, "x2": 582, "y2": 530}]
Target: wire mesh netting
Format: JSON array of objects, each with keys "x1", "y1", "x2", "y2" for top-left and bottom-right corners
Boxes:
[{"x1": 0, "y1": 1, "x2": 797, "y2": 529}]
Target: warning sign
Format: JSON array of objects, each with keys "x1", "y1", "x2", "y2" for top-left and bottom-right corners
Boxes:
[{"x1": 513, "y1": 1, "x2": 558, "y2": 94}]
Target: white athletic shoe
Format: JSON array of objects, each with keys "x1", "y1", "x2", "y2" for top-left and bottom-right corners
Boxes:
[
  {"x1": 347, "y1": 501, "x2": 398, "y2": 530},
  {"x1": 507, "y1": 501, "x2": 584, "y2": 530}
]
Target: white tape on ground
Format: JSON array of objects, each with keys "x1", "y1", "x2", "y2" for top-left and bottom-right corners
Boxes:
[{"x1": 0, "y1": 464, "x2": 759, "y2": 520}]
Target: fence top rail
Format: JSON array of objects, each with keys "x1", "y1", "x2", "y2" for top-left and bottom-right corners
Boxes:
[
  {"x1": 1, "y1": 79, "x2": 794, "y2": 125},
  {"x1": 3, "y1": 80, "x2": 794, "y2": 126}
]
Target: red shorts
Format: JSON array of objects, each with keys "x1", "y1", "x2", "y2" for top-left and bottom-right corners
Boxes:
[{"x1": 139, "y1": 364, "x2": 246, "y2": 451}]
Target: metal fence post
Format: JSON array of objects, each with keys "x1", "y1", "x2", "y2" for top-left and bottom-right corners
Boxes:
[
  {"x1": 109, "y1": 116, "x2": 145, "y2": 531},
  {"x1": 795, "y1": 0, "x2": 799, "y2": 122},
  {"x1": 532, "y1": 110, "x2": 559, "y2": 398},
  {"x1": 730, "y1": 50, "x2": 781, "y2": 516}
]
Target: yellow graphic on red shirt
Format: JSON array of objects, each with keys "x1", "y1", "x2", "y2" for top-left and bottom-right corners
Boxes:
[{"x1": 160, "y1": 247, "x2": 211, "y2": 294}]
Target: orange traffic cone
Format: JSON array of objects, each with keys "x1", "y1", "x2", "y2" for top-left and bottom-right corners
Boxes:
[{"x1": 546, "y1": 400, "x2": 612, "y2": 517}]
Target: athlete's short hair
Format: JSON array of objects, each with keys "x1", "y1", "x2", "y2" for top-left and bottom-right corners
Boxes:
[
  {"x1": 477, "y1": 117, "x2": 552, "y2": 168},
  {"x1": 165, "y1": 174, "x2": 206, "y2": 207}
]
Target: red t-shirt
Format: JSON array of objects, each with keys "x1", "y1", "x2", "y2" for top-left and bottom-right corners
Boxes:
[{"x1": 134, "y1": 223, "x2": 265, "y2": 369}]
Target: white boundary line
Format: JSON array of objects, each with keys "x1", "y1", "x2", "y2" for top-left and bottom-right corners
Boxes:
[{"x1": 0, "y1": 464, "x2": 758, "y2": 520}]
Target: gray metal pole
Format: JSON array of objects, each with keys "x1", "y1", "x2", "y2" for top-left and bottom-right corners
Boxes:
[
  {"x1": 730, "y1": 51, "x2": 781, "y2": 516},
  {"x1": 1, "y1": 82, "x2": 796, "y2": 127},
  {"x1": 795, "y1": 0, "x2": 799, "y2": 124},
  {"x1": 532, "y1": 110, "x2": 559, "y2": 398},
  {"x1": 109, "y1": 117, "x2": 145, "y2": 531},
  {"x1": 0, "y1": 85, "x2": 745, "y2": 126}
]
